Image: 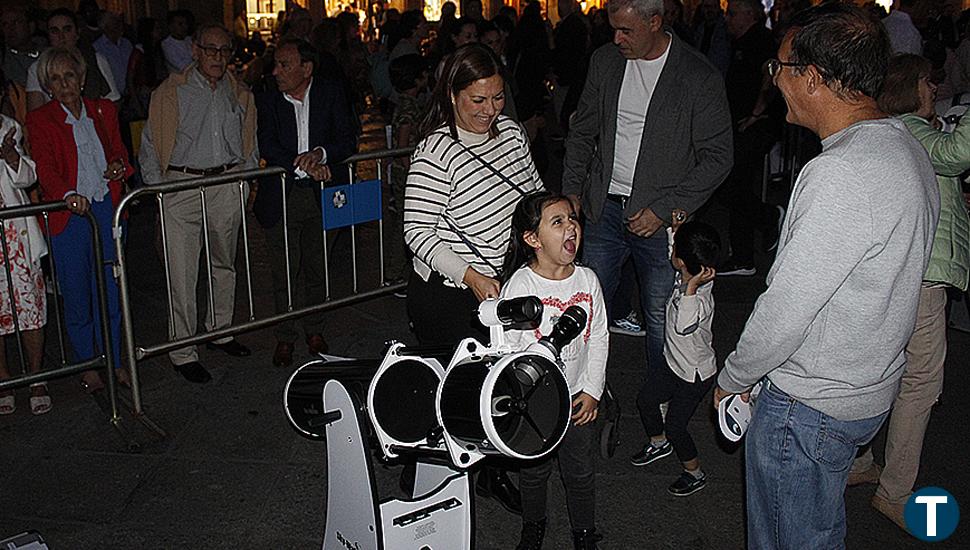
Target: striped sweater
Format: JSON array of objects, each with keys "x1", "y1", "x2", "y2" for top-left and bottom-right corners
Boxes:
[{"x1": 404, "y1": 116, "x2": 544, "y2": 286}]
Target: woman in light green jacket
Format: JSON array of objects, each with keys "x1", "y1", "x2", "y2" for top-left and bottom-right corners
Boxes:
[{"x1": 848, "y1": 54, "x2": 970, "y2": 531}]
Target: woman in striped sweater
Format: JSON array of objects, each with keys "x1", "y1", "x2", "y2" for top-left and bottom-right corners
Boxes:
[
  {"x1": 404, "y1": 43, "x2": 544, "y2": 347},
  {"x1": 402, "y1": 44, "x2": 544, "y2": 516}
]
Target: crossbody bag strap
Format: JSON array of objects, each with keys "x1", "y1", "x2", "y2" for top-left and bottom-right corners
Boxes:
[
  {"x1": 441, "y1": 215, "x2": 500, "y2": 274},
  {"x1": 452, "y1": 136, "x2": 529, "y2": 197}
]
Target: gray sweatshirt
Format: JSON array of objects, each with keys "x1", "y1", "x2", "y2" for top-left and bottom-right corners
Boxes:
[{"x1": 718, "y1": 118, "x2": 940, "y2": 421}]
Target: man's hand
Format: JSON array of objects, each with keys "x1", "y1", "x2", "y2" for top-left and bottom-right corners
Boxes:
[
  {"x1": 294, "y1": 148, "x2": 325, "y2": 176},
  {"x1": 306, "y1": 163, "x2": 332, "y2": 182},
  {"x1": 671, "y1": 208, "x2": 687, "y2": 233},
  {"x1": 463, "y1": 267, "x2": 501, "y2": 302},
  {"x1": 713, "y1": 385, "x2": 750, "y2": 411},
  {"x1": 685, "y1": 266, "x2": 715, "y2": 295},
  {"x1": 571, "y1": 392, "x2": 599, "y2": 426},
  {"x1": 626, "y1": 207, "x2": 663, "y2": 238}
]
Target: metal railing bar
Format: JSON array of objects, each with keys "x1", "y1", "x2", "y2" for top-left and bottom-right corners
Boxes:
[
  {"x1": 117, "y1": 168, "x2": 286, "y2": 202},
  {"x1": 135, "y1": 282, "x2": 406, "y2": 359},
  {"x1": 116, "y1": 206, "x2": 141, "y2": 412},
  {"x1": 0, "y1": 356, "x2": 105, "y2": 391},
  {"x1": 199, "y1": 187, "x2": 218, "y2": 330},
  {"x1": 237, "y1": 181, "x2": 255, "y2": 321},
  {"x1": 43, "y1": 213, "x2": 67, "y2": 366},
  {"x1": 348, "y1": 163, "x2": 358, "y2": 294},
  {"x1": 86, "y1": 208, "x2": 120, "y2": 422},
  {"x1": 157, "y1": 195, "x2": 176, "y2": 339},
  {"x1": 0, "y1": 220, "x2": 27, "y2": 375},
  {"x1": 342, "y1": 147, "x2": 413, "y2": 163},
  {"x1": 376, "y1": 159, "x2": 385, "y2": 284},
  {"x1": 282, "y1": 172, "x2": 293, "y2": 311}
]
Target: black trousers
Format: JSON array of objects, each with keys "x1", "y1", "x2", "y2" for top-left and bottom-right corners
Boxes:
[
  {"x1": 719, "y1": 118, "x2": 780, "y2": 265},
  {"x1": 636, "y1": 364, "x2": 714, "y2": 463},
  {"x1": 406, "y1": 271, "x2": 486, "y2": 347},
  {"x1": 520, "y1": 417, "x2": 597, "y2": 530}
]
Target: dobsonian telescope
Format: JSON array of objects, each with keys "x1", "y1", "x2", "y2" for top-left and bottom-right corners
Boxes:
[{"x1": 283, "y1": 296, "x2": 588, "y2": 550}]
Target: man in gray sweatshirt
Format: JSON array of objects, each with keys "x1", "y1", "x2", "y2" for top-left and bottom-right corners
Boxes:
[{"x1": 713, "y1": 4, "x2": 940, "y2": 549}]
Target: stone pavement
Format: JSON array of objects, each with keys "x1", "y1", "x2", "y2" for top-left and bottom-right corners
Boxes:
[{"x1": 0, "y1": 192, "x2": 967, "y2": 549}]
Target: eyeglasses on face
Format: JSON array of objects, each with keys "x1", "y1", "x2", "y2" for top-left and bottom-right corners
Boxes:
[
  {"x1": 766, "y1": 59, "x2": 804, "y2": 78},
  {"x1": 198, "y1": 44, "x2": 234, "y2": 58}
]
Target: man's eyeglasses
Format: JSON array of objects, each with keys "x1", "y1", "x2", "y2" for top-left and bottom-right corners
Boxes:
[
  {"x1": 198, "y1": 44, "x2": 234, "y2": 59},
  {"x1": 766, "y1": 59, "x2": 804, "y2": 78}
]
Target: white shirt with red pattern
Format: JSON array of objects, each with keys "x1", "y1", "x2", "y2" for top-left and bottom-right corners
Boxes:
[{"x1": 500, "y1": 264, "x2": 609, "y2": 400}]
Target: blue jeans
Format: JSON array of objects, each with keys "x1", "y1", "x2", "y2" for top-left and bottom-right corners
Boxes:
[
  {"x1": 746, "y1": 381, "x2": 888, "y2": 549},
  {"x1": 50, "y1": 198, "x2": 122, "y2": 370},
  {"x1": 582, "y1": 199, "x2": 673, "y2": 373}
]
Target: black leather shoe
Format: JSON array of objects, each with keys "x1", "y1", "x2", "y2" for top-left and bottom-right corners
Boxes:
[
  {"x1": 476, "y1": 467, "x2": 522, "y2": 515},
  {"x1": 206, "y1": 339, "x2": 251, "y2": 357},
  {"x1": 174, "y1": 361, "x2": 212, "y2": 383}
]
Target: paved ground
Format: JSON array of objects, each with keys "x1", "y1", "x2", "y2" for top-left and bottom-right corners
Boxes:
[{"x1": 1, "y1": 115, "x2": 968, "y2": 548}]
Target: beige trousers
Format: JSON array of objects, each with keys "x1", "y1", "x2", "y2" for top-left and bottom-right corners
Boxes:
[
  {"x1": 161, "y1": 183, "x2": 245, "y2": 365},
  {"x1": 851, "y1": 285, "x2": 947, "y2": 504}
]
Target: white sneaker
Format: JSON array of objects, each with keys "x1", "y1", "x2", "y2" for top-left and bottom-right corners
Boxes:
[{"x1": 609, "y1": 312, "x2": 645, "y2": 336}]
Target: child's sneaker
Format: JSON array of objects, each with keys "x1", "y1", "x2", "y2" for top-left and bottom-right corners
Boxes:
[
  {"x1": 630, "y1": 440, "x2": 672, "y2": 466},
  {"x1": 668, "y1": 470, "x2": 707, "y2": 497},
  {"x1": 609, "y1": 312, "x2": 645, "y2": 336}
]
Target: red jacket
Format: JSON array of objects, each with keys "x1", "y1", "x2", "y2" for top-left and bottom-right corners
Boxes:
[{"x1": 26, "y1": 98, "x2": 133, "y2": 235}]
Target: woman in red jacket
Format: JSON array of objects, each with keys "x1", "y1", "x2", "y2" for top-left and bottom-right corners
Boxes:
[{"x1": 26, "y1": 47, "x2": 133, "y2": 395}]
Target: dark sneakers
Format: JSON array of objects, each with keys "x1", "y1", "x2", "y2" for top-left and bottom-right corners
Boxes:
[
  {"x1": 668, "y1": 470, "x2": 707, "y2": 497},
  {"x1": 630, "y1": 441, "x2": 673, "y2": 466}
]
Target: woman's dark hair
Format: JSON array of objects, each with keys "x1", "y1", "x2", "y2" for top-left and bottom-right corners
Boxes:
[
  {"x1": 501, "y1": 191, "x2": 570, "y2": 283},
  {"x1": 787, "y1": 2, "x2": 892, "y2": 101},
  {"x1": 418, "y1": 43, "x2": 504, "y2": 140},
  {"x1": 47, "y1": 7, "x2": 78, "y2": 27},
  {"x1": 673, "y1": 221, "x2": 721, "y2": 276},
  {"x1": 877, "y1": 54, "x2": 931, "y2": 116}
]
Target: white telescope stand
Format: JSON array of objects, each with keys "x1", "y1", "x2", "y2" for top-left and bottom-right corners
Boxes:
[{"x1": 319, "y1": 379, "x2": 473, "y2": 550}]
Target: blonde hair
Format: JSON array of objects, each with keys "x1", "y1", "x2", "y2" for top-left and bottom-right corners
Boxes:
[{"x1": 36, "y1": 47, "x2": 87, "y2": 95}]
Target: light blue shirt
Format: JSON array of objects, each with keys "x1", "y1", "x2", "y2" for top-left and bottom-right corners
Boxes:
[{"x1": 62, "y1": 103, "x2": 109, "y2": 202}]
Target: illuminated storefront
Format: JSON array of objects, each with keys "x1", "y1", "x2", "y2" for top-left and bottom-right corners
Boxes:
[{"x1": 247, "y1": 0, "x2": 284, "y2": 34}]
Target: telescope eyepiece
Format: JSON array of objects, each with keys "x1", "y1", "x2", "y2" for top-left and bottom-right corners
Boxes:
[{"x1": 540, "y1": 305, "x2": 587, "y2": 355}]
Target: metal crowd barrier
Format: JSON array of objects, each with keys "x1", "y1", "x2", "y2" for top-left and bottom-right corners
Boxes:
[
  {"x1": 0, "y1": 201, "x2": 123, "y2": 430},
  {"x1": 113, "y1": 147, "x2": 414, "y2": 415}
]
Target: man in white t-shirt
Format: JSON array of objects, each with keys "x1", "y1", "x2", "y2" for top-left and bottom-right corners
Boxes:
[
  {"x1": 561, "y1": 0, "x2": 732, "y2": 452},
  {"x1": 161, "y1": 10, "x2": 194, "y2": 73}
]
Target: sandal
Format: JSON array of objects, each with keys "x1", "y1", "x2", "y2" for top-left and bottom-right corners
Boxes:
[
  {"x1": 29, "y1": 383, "x2": 51, "y2": 416},
  {"x1": 0, "y1": 394, "x2": 14, "y2": 415}
]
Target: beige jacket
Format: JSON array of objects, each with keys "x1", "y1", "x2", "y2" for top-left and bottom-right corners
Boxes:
[{"x1": 144, "y1": 65, "x2": 256, "y2": 180}]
